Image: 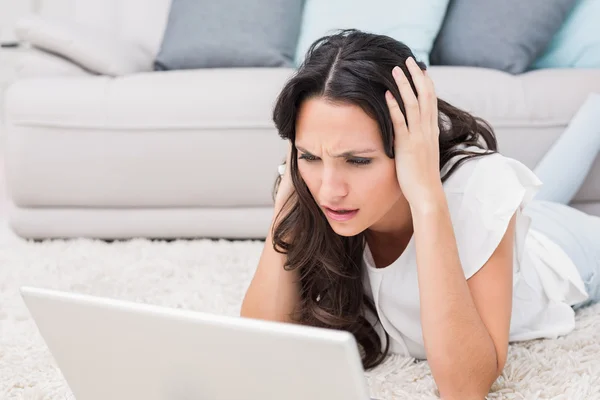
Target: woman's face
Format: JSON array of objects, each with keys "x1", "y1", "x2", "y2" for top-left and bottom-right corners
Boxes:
[{"x1": 295, "y1": 96, "x2": 404, "y2": 237}]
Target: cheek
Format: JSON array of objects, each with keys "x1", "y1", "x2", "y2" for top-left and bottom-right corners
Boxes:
[
  {"x1": 297, "y1": 162, "x2": 400, "y2": 206},
  {"x1": 362, "y1": 164, "x2": 401, "y2": 206},
  {"x1": 297, "y1": 164, "x2": 319, "y2": 193}
]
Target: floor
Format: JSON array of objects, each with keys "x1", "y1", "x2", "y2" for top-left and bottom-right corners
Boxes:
[{"x1": 2, "y1": 220, "x2": 600, "y2": 400}]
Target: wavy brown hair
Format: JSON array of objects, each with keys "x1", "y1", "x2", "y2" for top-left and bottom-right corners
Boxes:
[{"x1": 271, "y1": 29, "x2": 497, "y2": 369}]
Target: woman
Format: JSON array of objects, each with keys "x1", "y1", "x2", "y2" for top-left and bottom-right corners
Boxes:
[{"x1": 240, "y1": 29, "x2": 600, "y2": 399}]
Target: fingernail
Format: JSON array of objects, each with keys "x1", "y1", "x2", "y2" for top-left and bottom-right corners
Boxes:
[
  {"x1": 406, "y1": 57, "x2": 414, "y2": 66},
  {"x1": 392, "y1": 66, "x2": 401, "y2": 77},
  {"x1": 385, "y1": 90, "x2": 393, "y2": 101}
]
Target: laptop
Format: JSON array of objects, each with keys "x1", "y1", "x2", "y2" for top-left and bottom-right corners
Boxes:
[{"x1": 20, "y1": 286, "x2": 375, "y2": 400}]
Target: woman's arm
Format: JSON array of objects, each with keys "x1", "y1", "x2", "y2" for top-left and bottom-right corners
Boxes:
[
  {"x1": 240, "y1": 209, "x2": 301, "y2": 323},
  {"x1": 385, "y1": 58, "x2": 514, "y2": 399},
  {"x1": 411, "y1": 191, "x2": 514, "y2": 400},
  {"x1": 241, "y1": 141, "x2": 301, "y2": 323}
]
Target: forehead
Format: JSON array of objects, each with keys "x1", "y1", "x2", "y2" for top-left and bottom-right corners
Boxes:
[{"x1": 295, "y1": 97, "x2": 382, "y2": 147}]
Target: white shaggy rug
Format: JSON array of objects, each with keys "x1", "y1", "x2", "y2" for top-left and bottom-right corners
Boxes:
[{"x1": 1, "y1": 232, "x2": 600, "y2": 400}]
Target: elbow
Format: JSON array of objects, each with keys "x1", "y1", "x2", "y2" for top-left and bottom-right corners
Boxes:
[
  {"x1": 439, "y1": 390, "x2": 488, "y2": 400},
  {"x1": 438, "y1": 382, "x2": 491, "y2": 400},
  {"x1": 435, "y1": 359, "x2": 499, "y2": 400},
  {"x1": 438, "y1": 378, "x2": 493, "y2": 400}
]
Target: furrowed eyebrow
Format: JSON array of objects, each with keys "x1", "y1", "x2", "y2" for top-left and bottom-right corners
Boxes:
[{"x1": 296, "y1": 145, "x2": 376, "y2": 157}]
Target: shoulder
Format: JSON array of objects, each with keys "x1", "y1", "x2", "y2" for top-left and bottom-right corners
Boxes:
[
  {"x1": 441, "y1": 148, "x2": 542, "y2": 279},
  {"x1": 442, "y1": 147, "x2": 542, "y2": 198}
]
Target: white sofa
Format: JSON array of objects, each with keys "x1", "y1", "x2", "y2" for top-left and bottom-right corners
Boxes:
[{"x1": 4, "y1": 0, "x2": 600, "y2": 239}]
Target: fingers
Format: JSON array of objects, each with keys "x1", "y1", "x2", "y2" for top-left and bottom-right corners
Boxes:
[
  {"x1": 389, "y1": 58, "x2": 439, "y2": 137},
  {"x1": 391, "y1": 65, "x2": 420, "y2": 132},
  {"x1": 405, "y1": 57, "x2": 435, "y2": 133},
  {"x1": 423, "y1": 69, "x2": 439, "y2": 134},
  {"x1": 386, "y1": 58, "x2": 440, "y2": 151},
  {"x1": 385, "y1": 89, "x2": 408, "y2": 144}
]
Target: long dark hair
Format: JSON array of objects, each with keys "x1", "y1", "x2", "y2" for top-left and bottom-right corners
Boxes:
[{"x1": 271, "y1": 29, "x2": 497, "y2": 369}]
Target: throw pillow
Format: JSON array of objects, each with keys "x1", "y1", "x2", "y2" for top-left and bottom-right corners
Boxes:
[
  {"x1": 16, "y1": 48, "x2": 92, "y2": 79},
  {"x1": 294, "y1": 0, "x2": 451, "y2": 66},
  {"x1": 430, "y1": 0, "x2": 578, "y2": 74},
  {"x1": 531, "y1": 0, "x2": 600, "y2": 69},
  {"x1": 14, "y1": 15, "x2": 152, "y2": 76},
  {"x1": 154, "y1": 0, "x2": 304, "y2": 70}
]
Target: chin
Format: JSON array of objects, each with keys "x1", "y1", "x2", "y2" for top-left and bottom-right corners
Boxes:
[{"x1": 328, "y1": 221, "x2": 365, "y2": 237}]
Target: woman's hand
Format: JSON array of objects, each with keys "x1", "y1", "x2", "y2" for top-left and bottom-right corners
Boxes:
[
  {"x1": 274, "y1": 140, "x2": 295, "y2": 212},
  {"x1": 385, "y1": 57, "x2": 443, "y2": 209}
]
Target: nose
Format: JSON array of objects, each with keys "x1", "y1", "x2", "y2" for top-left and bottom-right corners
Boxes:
[{"x1": 320, "y1": 165, "x2": 348, "y2": 201}]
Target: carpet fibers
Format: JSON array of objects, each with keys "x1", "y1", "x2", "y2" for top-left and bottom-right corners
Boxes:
[{"x1": 1, "y1": 235, "x2": 599, "y2": 399}]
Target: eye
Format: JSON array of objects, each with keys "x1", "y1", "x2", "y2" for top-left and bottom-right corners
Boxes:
[
  {"x1": 348, "y1": 158, "x2": 371, "y2": 166},
  {"x1": 299, "y1": 153, "x2": 319, "y2": 162}
]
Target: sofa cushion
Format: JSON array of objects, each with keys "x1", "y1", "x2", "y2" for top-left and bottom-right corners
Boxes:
[
  {"x1": 154, "y1": 0, "x2": 303, "y2": 69},
  {"x1": 531, "y1": 0, "x2": 600, "y2": 69},
  {"x1": 5, "y1": 67, "x2": 600, "y2": 211},
  {"x1": 294, "y1": 0, "x2": 450, "y2": 66},
  {"x1": 6, "y1": 68, "x2": 295, "y2": 129},
  {"x1": 5, "y1": 69, "x2": 296, "y2": 209},
  {"x1": 8, "y1": 66, "x2": 594, "y2": 131},
  {"x1": 430, "y1": 0, "x2": 578, "y2": 74},
  {"x1": 7, "y1": 67, "x2": 600, "y2": 134}
]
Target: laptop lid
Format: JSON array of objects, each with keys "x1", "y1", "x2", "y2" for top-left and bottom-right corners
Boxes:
[{"x1": 21, "y1": 286, "x2": 372, "y2": 400}]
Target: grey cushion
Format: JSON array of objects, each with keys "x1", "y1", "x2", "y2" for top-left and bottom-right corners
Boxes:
[
  {"x1": 154, "y1": 0, "x2": 303, "y2": 70},
  {"x1": 430, "y1": 0, "x2": 578, "y2": 74}
]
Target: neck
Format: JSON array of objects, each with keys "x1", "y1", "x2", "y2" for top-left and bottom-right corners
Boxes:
[{"x1": 365, "y1": 196, "x2": 413, "y2": 268}]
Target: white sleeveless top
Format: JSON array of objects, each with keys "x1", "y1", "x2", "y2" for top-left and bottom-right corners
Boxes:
[{"x1": 363, "y1": 150, "x2": 589, "y2": 359}]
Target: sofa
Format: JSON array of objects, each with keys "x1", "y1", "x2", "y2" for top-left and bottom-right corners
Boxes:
[{"x1": 4, "y1": 0, "x2": 600, "y2": 240}]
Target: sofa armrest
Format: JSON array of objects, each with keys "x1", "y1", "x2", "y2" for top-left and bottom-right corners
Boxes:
[{"x1": 15, "y1": 15, "x2": 153, "y2": 76}]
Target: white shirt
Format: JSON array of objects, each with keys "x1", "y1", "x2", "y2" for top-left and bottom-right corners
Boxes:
[{"x1": 363, "y1": 150, "x2": 589, "y2": 359}]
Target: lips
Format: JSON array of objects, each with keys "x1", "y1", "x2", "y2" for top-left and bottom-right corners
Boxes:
[{"x1": 323, "y1": 207, "x2": 359, "y2": 222}]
